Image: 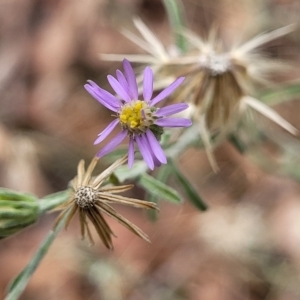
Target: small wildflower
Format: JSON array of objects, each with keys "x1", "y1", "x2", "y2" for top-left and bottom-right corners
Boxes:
[
  {"x1": 101, "y1": 20, "x2": 298, "y2": 171},
  {"x1": 84, "y1": 59, "x2": 192, "y2": 170},
  {"x1": 55, "y1": 155, "x2": 157, "y2": 250}
]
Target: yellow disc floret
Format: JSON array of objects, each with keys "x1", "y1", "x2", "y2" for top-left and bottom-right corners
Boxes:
[{"x1": 119, "y1": 100, "x2": 149, "y2": 131}]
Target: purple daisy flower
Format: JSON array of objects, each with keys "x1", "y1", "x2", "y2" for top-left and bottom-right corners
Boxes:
[{"x1": 84, "y1": 59, "x2": 192, "y2": 170}]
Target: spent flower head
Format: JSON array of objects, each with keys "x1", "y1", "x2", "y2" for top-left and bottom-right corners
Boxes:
[
  {"x1": 101, "y1": 20, "x2": 298, "y2": 171},
  {"x1": 55, "y1": 155, "x2": 157, "y2": 250},
  {"x1": 84, "y1": 59, "x2": 192, "y2": 170}
]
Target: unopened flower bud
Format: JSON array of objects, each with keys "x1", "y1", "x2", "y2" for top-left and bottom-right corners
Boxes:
[{"x1": 0, "y1": 189, "x2": 39, "y2": 239}]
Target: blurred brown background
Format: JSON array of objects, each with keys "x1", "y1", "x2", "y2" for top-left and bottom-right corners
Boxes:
[{"x1": 1, "y1": 0, "x2": 300, "y2": 299}]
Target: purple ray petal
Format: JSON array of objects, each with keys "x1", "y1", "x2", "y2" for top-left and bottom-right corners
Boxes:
[
  {"x1": 142, "y1": 132, "x2": 161, "y2": 167},
  {"x1": 153, "y1": 155, "x2": 162, "y2": 167},
  {"x1": 107, "y1": 75, "x2": 131, "y2": 102},
  {"x1": 143, "y1": 66, "x2": 153, "y2": 101},
  {"x1": 142, "y1": 134, "x2": 163, "y2": 167},
  {"x1": 143, "y1": 134, "x2": 161, "y2": 167},
  {"x1": 145, "y1": 129, "x2": 167, "y2": 164},
  {"x1": 150, "y1": 77, "x2": 185, "y2": 106},
  {"x1": 135, "y1": 134, "x2": 154, "y2": 170},
  {"x1": 94, "y1": 119, "x2": 119, "y2": 145},
  {"x1": 84, "y1": 86, "x2": 117, "y2": 112},
  {"x1": 116, "y1": 70, "x2": 130, "y2": 101},
  {"x1": 86, "y1": 80, "x2": 121, "y2": 108},
  {"x1": 148, "y1": 142, "x2": 162, "y2": 167},
  {"x1": 84, "y1": 80, "x2": 121, "y2": 112},
  {"x1": 96, "y1": 130, "x2": 127, "y2": 158},
  {"x1": 155, "y1": 103, "x2": 189, "y2": 117},
  {"x1": 123, "y1": 59, "x2": 138, "y2": 100},
  {"x1": 128, "y1": 137, "x2": 135, "y2": 169},
  {"x1": 155, "y1": 118, "x2": 192, "y2": 127}
]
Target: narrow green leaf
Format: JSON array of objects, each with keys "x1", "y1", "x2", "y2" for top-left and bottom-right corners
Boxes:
[
  {"x1": 5, "y1": 209, "x2": 71, "y2": 300},
  {"x1": 146, "y1": 165, "x2": 173, "y2": 220},
  {"x1": 260, "y1": 82, "x2": 300, "y2": 106},
  {"x1": 138, "y1": 173, "x2": 182, "y2": 204},
  {"x1": 109, "y1": 173, "x2": 120, "y2": 186},
  {"x1": 114, "y1": 161, "x2": 148, "y2": 182},
  {"x1": 228, "y1": 133, "x2": 247, "y2": 154},
  {"x1": 170, "y1": 160, "x2": 208, "y2": 211}
]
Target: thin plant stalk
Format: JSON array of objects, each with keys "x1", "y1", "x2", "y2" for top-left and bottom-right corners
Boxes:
[
  {"x1": 5, "y1": 208, "x2": 72, "y2": 300},
  {"x1": 162, "y1": 0, "x2": 187, "y2": 52}
]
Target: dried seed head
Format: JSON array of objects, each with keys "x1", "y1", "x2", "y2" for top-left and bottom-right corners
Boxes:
[
  {"x1": 75, "y1": 186, "x2": 96, "y2": 208},
  {"x1": 199, "y1": 52, "x2": 231, "y2": 76},
  {"x1": 55, "y1": 156, "x2": 158, "y2": 249}
]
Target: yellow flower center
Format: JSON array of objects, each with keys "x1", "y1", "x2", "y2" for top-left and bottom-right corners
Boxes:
[{"x1": 119, "y1": 100, "x2": 147, "y2": 130}]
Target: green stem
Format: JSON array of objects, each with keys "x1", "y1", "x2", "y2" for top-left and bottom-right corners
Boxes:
[
  {"x1": 38, "y1": 190, "x2": 72, "y2": 215},
  {"x1": 5, "y1": 209, "x2": 71, "y2": 300},
  {"x1": 162, "y1": 0, "x2": 187, "y2": 52}
]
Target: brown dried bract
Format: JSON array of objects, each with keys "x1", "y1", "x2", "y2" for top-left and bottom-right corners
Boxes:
[{"x1": 55, "y1": 155, "x2": 158, "y2": 250}]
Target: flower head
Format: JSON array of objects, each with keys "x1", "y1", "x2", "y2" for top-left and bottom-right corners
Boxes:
[
  {"x1": 101, "y1": 20, "x2": 298, "y2": 171},
  {"x1": 171, "y1": 25, "x2": 298, "y2": 170},
  {"x1": 84, "y1": 59, "x2": 192, "y2": 170},
  {"x1": 55, "y1": 155, "x2": 157, "y2": 250}
]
